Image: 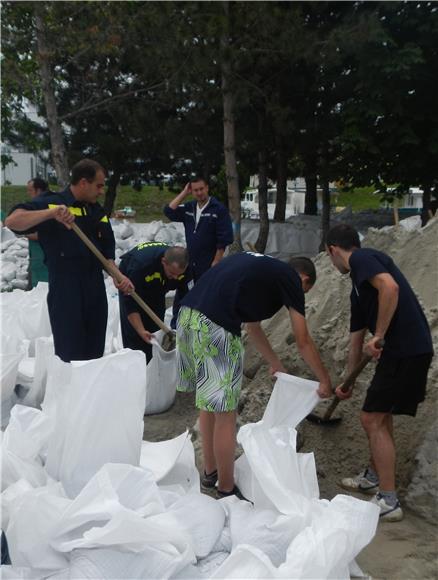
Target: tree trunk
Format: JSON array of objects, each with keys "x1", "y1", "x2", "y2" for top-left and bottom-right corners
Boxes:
[
  {"x1": 319, "y1": 178, "x2": 331, "y2": 251},
  {"x1": 103, "y1": 170, "x2": 121, "y2": 217},
  {"x1": 34, "y1": 4, "x2": 69, "y2": 187},
  {"x1": 273, "y1": 137, "x2": 287, "y2": 222},
  {"x1": 421, "y1": 182, "x2": 431, "y2": 226},
  {"x1": 255, "y1": 147, "x2": 269, "y2": 253},
  {"x1": 221, "y1": 1, "x2": 241, "y2": 250},
  {"x1": 305, "y1": 174, "x2": 318, "y2": 215}
]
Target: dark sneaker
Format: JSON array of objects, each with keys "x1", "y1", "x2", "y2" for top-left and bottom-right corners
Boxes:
[
  {"x1": 371, "y1": 493, "x2": 403, "y2": 522},
  {"x1": 216, "y1": 485, "x2": 250, "y2": 502},
  {"x1": 201, "y1": 469, "x2": 218, "y2": 489}
]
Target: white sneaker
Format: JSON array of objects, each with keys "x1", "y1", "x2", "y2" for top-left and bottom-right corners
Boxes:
[
  {"x1": 371, "y1": 493, "x2": 404, "y2": 522},
  {"x1": 340, "y1": 469, "x2": 379, "y2": 495}
]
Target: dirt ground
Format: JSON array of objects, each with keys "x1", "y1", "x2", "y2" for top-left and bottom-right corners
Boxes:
[{"x1": 143, "y1": 391, "x2": 437, "y2": 580}]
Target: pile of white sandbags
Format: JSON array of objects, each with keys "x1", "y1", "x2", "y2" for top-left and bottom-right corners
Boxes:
[
  {"x1": 1, "y1": 228, "x2": 29, "y2": 292},
  {"x1": 112, "y1": 220, "x2": 186, "y2": 263},
  {"x1": 1, "y1": 361, "x2": 379, "y2": 579}
]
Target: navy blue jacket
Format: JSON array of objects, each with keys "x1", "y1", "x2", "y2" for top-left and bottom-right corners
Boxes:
[
  {"x1": 119, "y1": 241, "x2": 189, "y2": 334},
  {"x1": 10, "y1": 188, "x2": 115, "y2": 271},
  {"x1": 164, "y1": 197, "x2": 233, "y2": 281}
]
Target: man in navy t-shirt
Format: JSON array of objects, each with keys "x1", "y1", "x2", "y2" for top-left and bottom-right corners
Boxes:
[
  {"x1": 176, "y1": 252, "x2": 331, "y2": 500},
  {"x1": 326, "y1": 224, "x2": 433, "y2": 522}
]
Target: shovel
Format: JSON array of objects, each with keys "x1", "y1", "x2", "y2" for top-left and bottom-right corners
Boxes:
[
  {"x1": 306, "y1": 339, "x2": 384, "y2": 425},
  {"x1": 70, "y1": 221, "x2": 176, "y2": 351}
]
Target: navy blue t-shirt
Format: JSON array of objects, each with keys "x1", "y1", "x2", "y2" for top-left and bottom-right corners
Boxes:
[
  {"x1": 349, "y1": 248, "x2": 433, "y2": 358},
  {"x1": 181, "y1": 252, "x2": 305, "y2": 336}
]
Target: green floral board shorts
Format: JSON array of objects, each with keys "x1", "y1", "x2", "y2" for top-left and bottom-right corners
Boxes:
[{"x1": 176, "y1": 306, "x2": 243, "y2": 412}]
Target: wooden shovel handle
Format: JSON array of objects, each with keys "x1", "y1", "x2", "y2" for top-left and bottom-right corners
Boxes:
[
  {"x1": 322, "y1": 339, "x2": 384, "y2": 421},
  {"x1": 70, "y1": 222, "x2": 173, "y2": 335}
]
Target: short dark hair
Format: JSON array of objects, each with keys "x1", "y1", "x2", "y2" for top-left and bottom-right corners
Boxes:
[
  {"x1": 71, "y1": 159, "x2": 106, "y2": 185},
  {"x1": 29, "y1": 178, "x2": 48, "y2": 192},
  {"x1": 325, "y1": 224, "x2": 361, "y2": 250},
  {"x1": 164, "y1": 246, "x2": 189, "y2": 269},
  {"x1": 190, "y1": 176, "x2": 208, "y2": 186},
  {"x1": 288, "y1": 256, "x2": 316, "y2": 286}
]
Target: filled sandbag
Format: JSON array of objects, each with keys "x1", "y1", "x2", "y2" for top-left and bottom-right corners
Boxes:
[
  {"x1": 45, "y1": 350, "x2": 146, "y2": 498},
  {"x1": 145, "y1": 331, "x2": 177, "y2": 415}
]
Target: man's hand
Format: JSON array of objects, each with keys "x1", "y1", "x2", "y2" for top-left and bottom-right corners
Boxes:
[
  {"x1": 113, "y1": 274, "x2": 134, "y2": 294},
  {"x1": 364, "y1": 336, "x2": 384, "y2": 359},
  {"x1": 139, "y1": 329, "x2": 153, "y2": 344},
  {"x1": 335, "y1": 383, "x2": 353, "y2": 400},
  {"x1": 317, "y1": 381, "x2": 333, "y2": 399},
  {"x1": 52, "y1": 205, "x2": 75, "y2": 229},
  {"x1": 181, "y1": 182, "x2": 191, "y2": 197},
  {"x1": 269, "y1": 360, "x2": 287, "y2": 375}
]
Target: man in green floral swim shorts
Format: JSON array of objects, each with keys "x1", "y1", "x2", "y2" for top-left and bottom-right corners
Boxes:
[{"x1": 177, "y1": 252, "x2": 331, "y2": 500}]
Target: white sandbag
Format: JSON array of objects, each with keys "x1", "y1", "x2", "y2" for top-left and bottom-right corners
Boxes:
[
  {"x1": 118, "y1": 222, "x2": 134, "y2": 239},
  {"x1": 16, "y1": 337, "x2": 55, "y2": 408},
  {"x1": 195, "y1": 551, "x2": 230, "y2": 577},
  {"x1": 140, "y1": 431, "x2": 189, "y2": 481},
  {"x1": 1, "y1": 479, "x2": 34, "y2": 528},
  {"x1": 69, "y1": 541, "x2": 194, "y2": 580},
  {"x1": 140, "y1": 430, "x2": 200, "y2": 493},
  {"x1": 1, "y1": 336, "x2": 27, "y2": 427},
  {"x1": 52, "y1": 464, "x2": 165, "y2": 552},
  {"x1": 45, "y1": 350, "x2": 146, "y2": 498},
  {"x1": 277, "y1": 495, "x2": 379, "y2": 579},
  {"x1": 0, "y1": 566, "x2": 46, "y2": 579},
  {"x1": 11, "y1": 280, "x2": 28, "y2": 291},
  {"x1": 235, "y1": 373, "x2": 320, "y2": 511},
  {"x1": 1, "y1": 406, "x2": 52, "y2": 491},
  {"x1": 41, "y1": 355, "x2": 72, "y2": 422},
  {"x1": 210, "y1": 544, "x2": 276, "y2": 579},
  {"x1": 225, "y1": 498, "x2": 302, "y2": 567},
  {"x1": 167, "y1": 493, "x2": 226, "y2": 558},
  {"x1": 145, "y1": 331, "x2": 177, "y2": 415},
  {"x1": 6, "y1": 486, "x2": 71, "y2": 575},
  {"x1": 1, "y1": 262, "x2": 16, "y2": 282},
  {"x1": 157, "y1": 433, "x2": 200, "y2": 493}
]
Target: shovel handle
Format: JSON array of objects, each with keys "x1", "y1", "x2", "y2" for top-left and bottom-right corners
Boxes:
[
  {"x1": 70, "y1": 222, "x2": 173, "y2": 335},
  {"x1": 322, "y1": 339, "x2": 384, "y2": 421}
]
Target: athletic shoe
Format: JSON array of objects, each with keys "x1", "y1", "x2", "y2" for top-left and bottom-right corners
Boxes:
[
  {"x1": 201, "y1": 469, "x2": 218, "y2": 489},
  {"x1": 371, "y1": 493, "x2": 404, "y2": 522},
  {"x1": 340, "y1": 468, "x2": 379, "y2": 495},
  {"x1": 216, "y1": 485, "x2": 249, "y2": 502}
]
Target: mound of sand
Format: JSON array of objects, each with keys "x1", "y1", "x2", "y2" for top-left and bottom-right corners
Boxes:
[{"x1": 239, "y1": 218, "x2": 438, "y2": 521}]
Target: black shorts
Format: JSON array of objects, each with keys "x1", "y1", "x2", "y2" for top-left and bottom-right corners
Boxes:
[{"x1": 363, "y1": 352, "x2": 433, "y2": 416}]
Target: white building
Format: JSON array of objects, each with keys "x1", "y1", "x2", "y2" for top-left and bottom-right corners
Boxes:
[{"x1": 1, "y1": 144, "x2": 50, "y2": 186}]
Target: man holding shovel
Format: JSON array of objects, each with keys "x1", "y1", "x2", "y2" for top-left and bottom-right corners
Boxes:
[
  {"x1": 326, "y1": 224, "x2": 433, "y2": 521},
  {"x1": 118, "y1": 242, "x2": 189, "y2": 362},
  {"x1": 6, "y1": 159, "x2": 133, "y2": 362},
  {"x1": 176, "y1": 252, "x2": 332, "y2": 500}
]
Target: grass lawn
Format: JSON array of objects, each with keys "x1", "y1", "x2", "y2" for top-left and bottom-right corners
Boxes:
[
  {"x1": 1, "y1": 185, "x2": 176, "y2": 222},
  {"x1": 1, "y1": 183, "x2": 383, "y2": 222},
  {"x1": 333, "y1": 186, "x2": 381, "y2": 212}
]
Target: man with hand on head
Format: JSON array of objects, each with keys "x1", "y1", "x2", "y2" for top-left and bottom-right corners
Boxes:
[
  {"x1": 6, "y1": 159, "x2": 133, "y2": 362},
  {"x1": 326, "y1": 223, "x2": 433, "y2": 522},
  {"x1": 176, "y1": 252, "x2": 331, "y2": 500},
  {"x1": 118, "y1": 242, "x2": 189, "y2": 362},
  {"x1": 164, "y1": 177, "x2": 234, "y2": 283}
]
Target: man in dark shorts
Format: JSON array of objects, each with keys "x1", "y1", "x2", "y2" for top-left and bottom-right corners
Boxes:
[
  {"x1": 326, "y1": 224, "x2": 433, "y2": 521},
  {"x1": 176, "y1": 252, "x2": 332, "y2": 500},
  {"x1": 118, "y1": 242, "x2": 189, "y2": 362}
]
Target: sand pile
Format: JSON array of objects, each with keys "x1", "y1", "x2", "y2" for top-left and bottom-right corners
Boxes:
[{"x1": 238, "y1": 218, "x2": 438, "y2": 520}]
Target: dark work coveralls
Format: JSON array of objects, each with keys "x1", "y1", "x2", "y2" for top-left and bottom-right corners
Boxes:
[
  {"x1": 163, "y1": 197, "x2": 233, "y2": 282},
  {"x1": 118, "y1": 242, "x2": 188, "y2": 362},
  {"x1": 10, "y1": 189, "x2": 115, "y2": 362}
]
